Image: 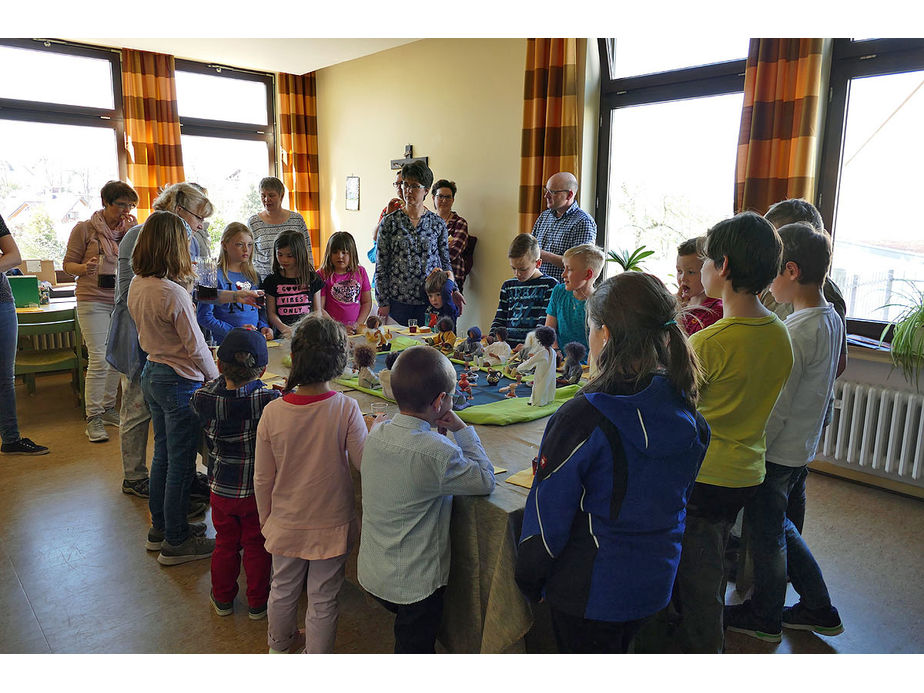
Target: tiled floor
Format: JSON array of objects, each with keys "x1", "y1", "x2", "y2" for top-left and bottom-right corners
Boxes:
[{"x1": 2, "y1": 373, "x2": 923, "y2": 654}]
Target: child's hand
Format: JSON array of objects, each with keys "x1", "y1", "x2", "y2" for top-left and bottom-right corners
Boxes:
[
  {"x1": 260, "y1": 327, "x2": 274, "y2": 340},
  {"x1": 435, "y1": 408, "x2": 465, "y2": 433}
]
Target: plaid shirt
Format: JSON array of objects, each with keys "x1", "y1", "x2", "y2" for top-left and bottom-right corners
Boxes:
[
  {"x1": 445, "y1": 212, "x2": 470, "y2": 287},
  {"x1": 530, "y1": 203, "x2": 597, "y2": 282},
  {"x1": 374, "y1": 209, "x2": 451, "y2": 306},
  {"x1": 191, "y1": 376, "x2": 281, "y2": 499}
]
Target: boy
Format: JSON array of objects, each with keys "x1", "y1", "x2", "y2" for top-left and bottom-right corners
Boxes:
[
  {"x1": 724, "y1": 223, "x2": 845, "y2": 643},
  {"x1": 491, "y1": 234, "x2": 558, "y2": 348},
  {"x1": 676, "y1": 237, "x2": 723, "y2": 335},
  {"x1": 544, "y1": 244, "x2": 605, "y2": 360},
  {"x1": 357, "y1": 345, "x2": 496, "y2": 653},
  {"x1": 190, "y1": 327, "x2": 280, "y2": 616},
  {"x1": 424, "y1": 269, "x2": 459, "y2": 330},
  {"x1": 672, "y1": 212, "x2": 794, "y2": 653}
]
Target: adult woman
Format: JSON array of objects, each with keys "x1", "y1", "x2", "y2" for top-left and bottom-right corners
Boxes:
[
  {"x1": 128, "y1": 211, "x2": 219, "y2": 565},
  {"x1": 0, "y1": 214, "x2": 48, "y2": 455},
  {"x1": 248, "y1": 176, "x2": 310, "y2": 279},
  {"x1": 368, "y1": 168, "x2": 405, "y2": 289},
  {"x1": 374, "y1": 161, "x2": 461, "y2": 326},
  {"x1": 431, "y1": 179, "x2": 472, "y2": 291},
  {"x1": 63, "y1": 180, "x2": 138, "y2": 443}
]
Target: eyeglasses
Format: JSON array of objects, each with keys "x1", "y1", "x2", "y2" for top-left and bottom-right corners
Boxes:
[
  {"x1": 393, "y1": 181, "x2": 403, "y2": 189},
  {"x1": 434, "y1": 194, "x2": 453, "y2": 200},
  {"x1": 401, "y1": 182, "x2": 426, "y2": 191},
  {"x1": 178, "y1": 205, "x2": 205, "y2": 223},
  {"x1": 112, "y1": 201, "x2": 136, "y2": 210},
  {"x1": 542, "y1": 188, "x2": 570, "y2": 197}
]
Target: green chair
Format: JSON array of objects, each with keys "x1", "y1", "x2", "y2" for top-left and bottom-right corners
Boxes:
[{"x1": 15, "y1": 308, "x2": 85, "y2": 405}]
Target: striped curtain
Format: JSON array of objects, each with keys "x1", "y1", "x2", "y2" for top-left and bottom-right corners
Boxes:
[
  {"x1": 518, "y1": 38, "x2": 580, "y2": 235},
  {"x1": 735, "y1": 39, "x2": 825, "y2": 215},
  {"x1": 121, "y1": 49, "x2": 185, "y2": 222},
  {"x1": 278, "y1": 72, "x2": 321, "y2": 264}
]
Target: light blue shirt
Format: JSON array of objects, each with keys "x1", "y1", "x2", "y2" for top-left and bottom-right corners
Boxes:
[
  {"x1": 546, "y1": 282, "x2": 588, "y2": 355},
  {"x1": 357, "y1": 413, "x2": 495, "y2": 604}
]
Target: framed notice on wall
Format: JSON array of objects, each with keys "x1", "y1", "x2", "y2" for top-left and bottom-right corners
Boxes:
[{"x1": 346, "y1": 176, "x2": 360, "y2": 211}]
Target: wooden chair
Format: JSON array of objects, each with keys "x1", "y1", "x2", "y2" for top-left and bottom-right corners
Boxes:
[{"x1": 15, "y1": 308, "x2": 85, "y2": 406}]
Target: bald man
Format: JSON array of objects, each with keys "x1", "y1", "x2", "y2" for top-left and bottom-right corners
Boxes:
[{"x1": 530, "y1": 172, "x2": 597, "y2": 282}]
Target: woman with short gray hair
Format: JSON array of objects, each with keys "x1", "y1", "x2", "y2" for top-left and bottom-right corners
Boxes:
[{"x1": 247, "y1": 176, "x2": 310, "y2": 279}]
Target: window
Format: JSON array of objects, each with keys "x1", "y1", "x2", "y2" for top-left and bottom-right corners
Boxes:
[
  {"x1": 818, "y1": 39, "x2": 924, "y2": 334},
  {"x1": 595, "y1": 39, "x2": 747, "y2": 284}
]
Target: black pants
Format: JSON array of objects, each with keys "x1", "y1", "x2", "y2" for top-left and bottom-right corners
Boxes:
[
  {"x1": 374, "y1": 587, "x2": 445, "y2": 653},
  {"x1": 550, "y1": 607, "x2": 644, "y2": 653}
]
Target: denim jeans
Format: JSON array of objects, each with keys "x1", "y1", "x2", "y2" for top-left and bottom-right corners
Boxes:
[
  {"x1": 119, "y1": 374, "x2": 150, "y2": 481},
  {"x1": 0, "y1": 300, "x2": 20, "y2": 444},
  {"x1": 141, "y1": 361, "x2": 202, "y2": 545},
  {"x1": 744, "y1": 461, "x2": 833, "y2": 626},
  {"x1": 76, "y1": 300, "x2": 121, "y2": 418}
]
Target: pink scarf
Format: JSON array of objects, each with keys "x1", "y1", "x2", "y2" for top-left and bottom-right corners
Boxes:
[{"x1": 89, "y1": 210, "x2": 129, "y2": 274}]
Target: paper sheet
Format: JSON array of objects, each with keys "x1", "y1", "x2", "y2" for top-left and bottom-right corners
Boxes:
[{"x1": 505, "y1": 467, "x2": 534, "y2": 489}]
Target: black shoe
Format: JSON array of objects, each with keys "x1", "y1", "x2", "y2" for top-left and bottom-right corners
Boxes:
[
  {"x1": 157, "y1": 535, "x2": 215, "y2": 566},
  {"x1": 248, "y1": 603, "x2": 268, "y2": 621},
  {"x1": 782, "y1": 602, "x2": 844, "y2": 636},
  {"x1": 724, "y1": 601, "x2": 782, "y2": 643},
  {"x1": 145, "y1": 522, "x2": 207, "y2": 551},
  {"x1": 121, "y1": 477, "x2": 150, "y2": 498},
  {"x1": 1, "y1": 437, "x2": 49, "y2": 455},
  {"x1": 187, "y1": 499, "x2": 209, "y2": 521}
]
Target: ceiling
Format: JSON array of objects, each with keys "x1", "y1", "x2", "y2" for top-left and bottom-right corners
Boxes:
[{"x1": 75, "y1": 38, "x2": 421, "y2": 75}]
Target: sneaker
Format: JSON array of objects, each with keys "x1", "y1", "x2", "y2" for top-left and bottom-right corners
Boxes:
[
  {"x1": 724, "y1": 601, "x2": 782, "y2": 643},
  {"x1": 782, "y1": 602, "x2": 845, "y2": 636},
  {"x1": 248, "y1": 603, "x2": 268, "y2": 621},
  {"x1": 121, "y1": 477, "x2": 150, "y2": 498},
  {"x1": 190, "y1": 471, "x2": 210, "y2": 501},
  {"x1": 85, "y1": 416, "x2": 109, "y2": 443},
  {"x1": 187, "y1": 499, "x2": 210, "y2": 521},
  {"x1": 210, "y1": 591, "x2": 234, "y2": 617},
  {"x1": 100, "y1": 407, "x2": 121, "y2": 427},
  {"x1": 1, "y1": 437, "x2": 49, "y2": 455},
  {"x1": 157, "y1": 534, "x2": 215, "y2": 565},
  {"x1": 145, "y1": 522, "x2": 207, "y2": 551}
]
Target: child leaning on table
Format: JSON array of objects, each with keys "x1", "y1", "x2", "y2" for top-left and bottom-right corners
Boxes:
[
  {"x1": 491, "y1": 233, "x2": 558, "y2": 348},
  {"x1": 254, "y1": 314, "x2": 368, "y2": 654},
  {"x1": 357, "y1": 345, "x2": 496, "y2": 653},
  {"x1": 190, "y1": 327, "x2": 280, "y2": 620}
]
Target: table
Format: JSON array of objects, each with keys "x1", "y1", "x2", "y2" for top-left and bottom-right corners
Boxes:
[{"x1": 266, "y1": 337, "x2": 549, "y2": 653}]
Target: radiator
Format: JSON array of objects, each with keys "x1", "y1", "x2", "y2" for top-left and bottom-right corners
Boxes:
[{"x1": 819, "y1": 380, "x2": 924, "y2": 488}]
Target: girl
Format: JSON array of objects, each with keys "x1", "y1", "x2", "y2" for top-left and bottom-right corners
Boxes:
[
  {"x1": 514, "y1": 272, "x2": 710, "y2": 653},
  {"x1": 318, "y1": 231, "x2": 372, "y2": 335},
  {"x1": 262, "y1": 230, "x2": 324, "y2": 339},
  {"x1": 254, "y1": 314, "x2": 368, "y2": 654},
  {"x1": 197, "y1": 222, "x2": 273, "y2": 343}
]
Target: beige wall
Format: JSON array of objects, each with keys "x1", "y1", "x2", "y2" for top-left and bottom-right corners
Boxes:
[{"x1": 315, "y1": 38, "x2": 527, "y2": 334}]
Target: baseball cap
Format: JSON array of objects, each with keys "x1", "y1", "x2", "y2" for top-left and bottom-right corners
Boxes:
[{"x1": 216, "y1": 327, "x2": 268, "y2": 367}]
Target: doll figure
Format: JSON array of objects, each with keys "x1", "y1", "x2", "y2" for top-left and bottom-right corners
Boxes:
[
  {"x1": 499, "y1": 373, "x2": 522, "y2": 398},
  {"x1": 458, "y1": 371, "x2": 473, "y2": 400},
  {"x1": 483, "y1": 327, "x2": 512, "y2": 367},
  {"x1": 486, "y1": 369, "x2": 502, "y2": 386},
  {"x1": 516, "y1": 326, "x2": 557, "y2": 407},
  {"x1": 428, "y1": 316, "x2": 456, "y2": 356},
  {"x1": 364, "y1": 314, "x2": 392, "y2": 351},
  {"x1": 556, "y1": 341, "x2": 587, "y2": 386},
  {"x1": 353, "y1": 344, "x2": 381, "y2": 389},
  {"x1": 454, "y1": 326, "x2": 484, "y2": 362}
]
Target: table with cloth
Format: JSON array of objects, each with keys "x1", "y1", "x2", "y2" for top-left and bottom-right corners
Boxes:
[{"x1": 263, "y1": 333, "x2": 568, "y2": 652}]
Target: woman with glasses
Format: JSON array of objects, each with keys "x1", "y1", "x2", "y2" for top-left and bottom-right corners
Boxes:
[
  {"x1": 430, "y1": 179, "x2": 472, "y2": 291},
  {"x1": 64, "y1": 180, "x2": 139, "y2": 444},
  {"x1": 367, "y1": 169, "x2": 406, "y2": 289},
  {"x1": 248, "y1": 177, "x2": 311, "y2": 280},
  {"x1": 374, "y1": 161, "x2": 461, "y2": 326}
]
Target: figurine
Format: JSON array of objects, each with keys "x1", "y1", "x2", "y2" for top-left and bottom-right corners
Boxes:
[
  {"x1": 457, "y1": 371, "x2": 473, "y2": 400},
  {"x1": 516, "y1": 326, "x2": 557, "y2": 407},
  {"x1": 499, "y1": 373, "x2": 522, "y2": 398},
  {"x1": 378, "y1": 350, "x2": 400, "y2": 400},
  {"x1": 486, "y1": 369, "x2": 502, "y2": 386},
  {"x1": 451, "y1": 389, "x2": 471, "y2": 410},
  {"x1": 353, "y1": 344, "x2": 381, "y2": 389},
  {"x1": 483, "y1": 327, "x2": 512, "y2": 367},
  {"x1": 364, "y1": 315, "x2": 392, "y2": 351},
  {"x1": 556, "y1": 341, "x2": 587, "y2": 386},
  {"x1": 454, "y1": 326, "x2": 484, "y2": 362},
  {"x1": 427, "y1": 316, "x2": 456, "y2": 355}
]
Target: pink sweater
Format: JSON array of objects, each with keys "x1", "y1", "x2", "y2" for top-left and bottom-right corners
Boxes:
[
  {"x1": 254, "y1": 391, "x2": 366, "y2": 560},
  {"x1": 127, "y1": 275, "x2": 219, "y2": 382}
]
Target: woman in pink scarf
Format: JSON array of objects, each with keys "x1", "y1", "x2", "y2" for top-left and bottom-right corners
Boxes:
[{"x1": 64, "y1": 180, "x2": 139, "y2": 443}]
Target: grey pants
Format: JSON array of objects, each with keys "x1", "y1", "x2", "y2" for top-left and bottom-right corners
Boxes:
[{"x1": 119, "y1": 374, "x2": 150, "y2": 481}]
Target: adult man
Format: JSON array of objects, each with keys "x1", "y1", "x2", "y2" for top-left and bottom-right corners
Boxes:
[{"x1": 530, "y1": 172, "x2": 597, "y2": 282}]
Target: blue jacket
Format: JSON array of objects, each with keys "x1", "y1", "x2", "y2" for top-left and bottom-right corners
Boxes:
[
  {"x1": 515, "y1": 375, "x2": 709, "y2": 622},
  {"x1": 196, "y1": 269, "x2": 269, "y2": 343}
]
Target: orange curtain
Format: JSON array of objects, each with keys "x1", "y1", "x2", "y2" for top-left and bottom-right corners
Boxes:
[
  {"x1": 121, "y1": 49, "x2": 185, "y2": 222},
  {"x1": 278, "y1": 72, "x2": 321, "y2": 264},
  {"x1": 735, "y1": 39, "x2": 825, "y2": 215},
  {"x1": 518, "y1": 38, "x2": 580, "y2": 235}
]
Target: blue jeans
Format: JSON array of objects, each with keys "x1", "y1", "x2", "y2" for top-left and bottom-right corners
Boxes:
[
  {"x1": 387, "y1": 302, "x2": 427, "y2": 327},
  {"x1": 0, "y1": 301, "x2": 20, "y2": 444},
  {"x1": 141, "y1": 361, "x2": 202, "y2": 545},
  {"x1": 744, "y1": 461, "x2": 833, "y2": 626}
]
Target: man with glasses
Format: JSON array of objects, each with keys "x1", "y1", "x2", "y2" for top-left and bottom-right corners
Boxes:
[{"x1": 531, "y1": 172, "x2": 597, "y2": 282}]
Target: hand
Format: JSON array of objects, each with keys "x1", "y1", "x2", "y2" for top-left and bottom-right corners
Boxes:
[
  {"x1": 377, "y1": 305, "x2": 390, "y2": 319},
  {"x1": 347, "y1": 323, "x2": 358, "y2": 335},
  {"x1": 84, "y1": 256, "x2": 99, "y2": 277},
  {"x1": 235, "y1": 289, "x2": 264, "y2": 307},
  {"x1": 260, "y1": 327, "x2": 274, "y2": 340},
  {"x1": 119, "y1": 213, "x2": 138, "y2": 230},
  {"x1": 512, "y1": 343, "x2": 523, "y2": 353},
  {"x1": 386, "y1": 198, "x2": 403, "y2": 215},
  {"x1": 435, "y1": 407, "x2": 465, "y2": 433},
  {"x1": 364, "y1": 413, "x2": 388, "y2": 431},
  {"x1": 452, "y1": 290, "x2": 465, "y2": 314}
]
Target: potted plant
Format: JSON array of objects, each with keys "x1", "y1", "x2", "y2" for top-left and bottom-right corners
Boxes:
[
  {"x1": 606, "y1": 245, "x2": 655, "y2": 272},
  {"x1": 880, "y1": 280, "x2": 924, "y2": 390}
]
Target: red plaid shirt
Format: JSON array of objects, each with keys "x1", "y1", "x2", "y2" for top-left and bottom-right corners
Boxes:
[{"x1": 444, "y1": 211, "x2": 470, "y2": 288}]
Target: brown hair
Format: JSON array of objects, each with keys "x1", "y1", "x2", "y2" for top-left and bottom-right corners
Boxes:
[
  {"x1": 272, "y1": 230, "x2": 318, "y2": 289},
  {"x1": 218, "y1": 222, "x2": 258, "y2": 285},
  {"x1": 321, "y1": 231, "x2": 359, "y2": 276},
  {"x1": 508, "y1": 233, "x2": 540, "y2": 261},
  {"x1": 259, "y1": 176, "x2": 286, "y2": 197},
  {"x1": 100, "y1": 180, "x2": 138, "y2": 206},
  {"x1": 777, "y1": 222, "x2": 832, "y2": 285},
  {"x1": 702, "y1": 212, "x2": 782, "y2": 295},
  {"x1": 284, "y1": 314, "x2": 348, "y2": 389},
  {"x1": 390, "y1": 345, "x2": 455, "y2": 413},
  {"x1": 425, "y1": 269, "x2": 450, "y2": 295},
  {"x1": 131, "y1": 211, "x2": 196, "y2": 285}
]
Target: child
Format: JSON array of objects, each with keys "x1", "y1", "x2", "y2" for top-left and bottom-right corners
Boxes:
[
  {"x1": 483, "y1": 327, "x2": 512, "y2": 367},
  {"x1": 262, "y1": 230, "x2": 325, "y2": 339},
  {"x1": 724, "y1": 222, "x2": 845, "y2": 643},
  {"x1": 424, "y1": 269, "x2": 459, "y2": 331},
  {"x1": 190, "y1": 327, "x2": 280, "y2": 619},
  {"x1": 516, "y1": 326, "x2": 557, "y2": 407},
  {"x1": 318, "y1": 231, "x2": 372, "y2": 335},
  {"x1": 378, "y1": 350, "x2": 400, "y2": 400},
  {"x1": 515, "y1": 272, "x2": 710, "y2": 653},
  {"x1": 254, "y1": 314, "x2": 367, "y2": 654},
  {"x1": 197, "y1": 223, "x2": 273, "y2": 343},
  {"x1": 544, "y1": 244, "x2": 605, "y2": 358},
  {"x1": 358, "y1": 345, "x2": 495, "y2": 653},
  {"x1": 491, "y1": 234, "x2": 558, "y2": 347},
  {"x1": 675, "y1": 237, "x2": 723, "y2": 335},
  {"x1": 672, "y1": 211, "x2": 793, "y2": 653}
]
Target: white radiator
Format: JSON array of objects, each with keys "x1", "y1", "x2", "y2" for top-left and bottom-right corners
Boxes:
[{"x1": 819, "y1": 380, "x2": 924, "y2": 488}]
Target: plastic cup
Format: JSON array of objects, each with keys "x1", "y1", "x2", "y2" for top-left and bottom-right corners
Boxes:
[{"x1": 371, "y1": 402, "x2": 388, "y2": 417}]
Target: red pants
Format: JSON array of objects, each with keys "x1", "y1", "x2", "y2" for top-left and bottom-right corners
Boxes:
[{"x1": 210, "y1": 492, "x2": 271, "y2": 608}]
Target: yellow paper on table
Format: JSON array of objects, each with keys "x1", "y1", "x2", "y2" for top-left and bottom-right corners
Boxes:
[
  {"x1": 261, "y1": 370, "x2": 285, "y2": 384},
  {"x1": 265, "y1": 340, "x2": 281, "y2": 348},
  {"x1": 506, "y1": 467, "x2": 534, "y2": 489},
  {"x1": 493, "y1": 466, "x2": 508, "y2": 475}
]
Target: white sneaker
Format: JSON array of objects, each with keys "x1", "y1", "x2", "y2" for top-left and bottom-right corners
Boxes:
[
  {"x1": 85, "y1": 416, "x2": 109, "y2": 442},
  {"x1": 100, "y1": 408, "x2": 121, "y2": 427}
]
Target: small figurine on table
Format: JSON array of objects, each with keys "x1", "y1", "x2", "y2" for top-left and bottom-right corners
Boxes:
[
  {"x1": 556, "y1": 341, "x2": 587, "y2": 386},
  {"x1": 364, "y1": 315, "x2": 392, "y2": 351},
  {"x1": 483, "y1": 327, "x2": 512, "y2": 368},
  {"x1": 516, "y1": 326, "x2": 557, "y2": 407},
  {"x1": 486, "y1": 369, "x2": 502, "y2": 386},
  {"x1": 427, "y1": 316, "x2": 456, "y2": 356},
  {"x1": 457, "y1": 371, "x2": 473, "y2": 400},
  {"x1": 353, "y1": 344, "x2": 381, "y2": 389},
  {"x1": 499, "y1": 373, "x2": 522, "y2": 398},
  {"x1": 454, "y1": 326, "x2": 484, "y2": 363}
]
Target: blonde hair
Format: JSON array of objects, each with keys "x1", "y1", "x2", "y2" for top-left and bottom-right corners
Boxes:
[
  {"x1": 152, "y1": 182, "x2": 214, "y2": 219},
  {"x1": 131, "y1": 211, "x2": 195, "y2": 285},
  {"x1": 564, "y1": 244, "x2": 606, "y2": 277},
  {"x1": 218, "y1": 222, "x2": 258, "y2": 285}
]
